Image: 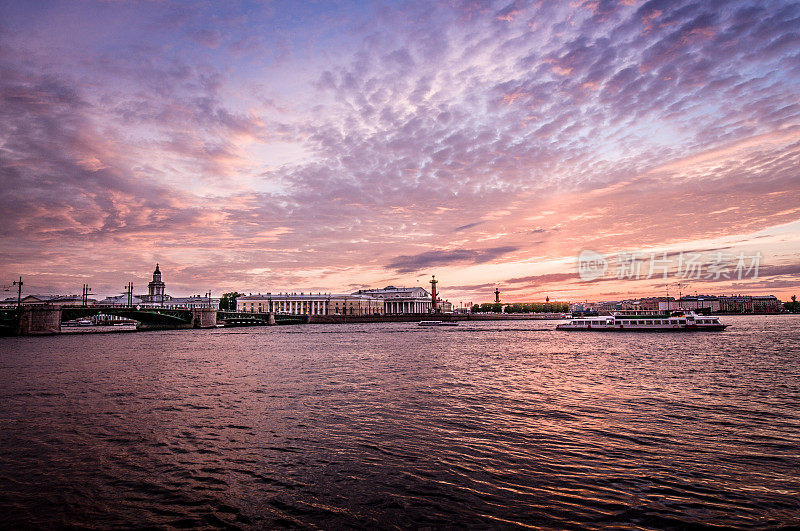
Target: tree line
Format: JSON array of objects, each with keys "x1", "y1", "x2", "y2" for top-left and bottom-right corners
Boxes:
[
  {"x1": 219, "y1": 292, "x2": 243, "y2": 311},
  {"x1": 470, "y1": 302, "x2": 569, "y2": 313}
]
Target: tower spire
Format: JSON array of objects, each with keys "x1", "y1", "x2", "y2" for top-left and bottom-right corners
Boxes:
[{"x1": 148, "y1": 263, "x2": 165, "y2": 304}]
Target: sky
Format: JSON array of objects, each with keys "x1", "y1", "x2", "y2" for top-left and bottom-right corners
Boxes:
[{"x1": 1, "y1": 0, "x2": 799, "y2": 304}]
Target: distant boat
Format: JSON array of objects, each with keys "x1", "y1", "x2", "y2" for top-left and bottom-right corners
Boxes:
[
  {"x1": 63, "y1": 319, "x2": 94, "y2": 327},
  {"x1": 418, "y1": 321, "x2": 458, "y2": 327},
  {"x1": 556, "y1": 310, "x2": 727, "y2": 331}
]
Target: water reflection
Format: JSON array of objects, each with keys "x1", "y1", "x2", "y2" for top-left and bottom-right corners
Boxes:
[{"x1": 1, "y1": 316, "x2": 799, "y2": 528}]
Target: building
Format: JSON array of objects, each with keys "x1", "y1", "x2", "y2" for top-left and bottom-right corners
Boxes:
[
  {"x1": 96, "y1": 294, "x2": 144, "y2": 307},
  {"x1": 330, "y1": 295, "x2": 384, "y2": 316},
  {"x1": 353, "y1": 286, "x2": 433, "y2": 314},
  {"x1": 614, "y1": 294, "x2": 783, "y2": 313},
  {"x1": 718, "y1": 295, "x2": 782, "y2": 313},
  {"x1": 638, "y1": 297, "x2": 673, "y2": 311},
  {"x1": 124, "y1": 264, "x2": 219, "y2": 309},
  {"x1": 752, "y1": 295, "x2": 782, "y2": 313},
  {"x1": 594, "y1": 301, "x2": 620, "y2": 312},
  {"x1": 236, "y1": 293, "x2": 384, "y2": 316},
  {"x1": 658, "y1": 296, "x2": 721, "y2": 313}
]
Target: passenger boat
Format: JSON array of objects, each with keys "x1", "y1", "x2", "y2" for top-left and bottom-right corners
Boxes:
[
  {"x1": 555, "y1": 310, "x2": 727, "y2": 331},
  {"x1": 418, "y1": 320, "x2": 458, "y2": 326}
]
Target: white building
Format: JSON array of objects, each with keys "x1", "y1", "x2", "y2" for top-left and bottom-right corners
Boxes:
[
  {"x1": 236, "y1": 293, "x2": 383, "y2": 315},
  {"x1": 353, "y1": 286, "x2": 432, "y2": 314}
]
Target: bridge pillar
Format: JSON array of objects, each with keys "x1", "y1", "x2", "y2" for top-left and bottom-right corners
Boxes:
[
  {"x1": 17, "y1": 307, "x2": 62, "y2": 335},
  {"x1": 192, "y1": 308, "x2": 218, "y2": 328},
  {"x1": 268, "y1": 312, "x2": 276, "y2": 325}
]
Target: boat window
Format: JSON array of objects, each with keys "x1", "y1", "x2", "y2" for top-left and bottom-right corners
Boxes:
[{"x1": 679, "y1": 319, "x2": 686, "y2": 324}]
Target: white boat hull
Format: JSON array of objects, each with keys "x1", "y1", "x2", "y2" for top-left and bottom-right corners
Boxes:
[{"x1": 556, "y1": 311, "x2": 728, "y2": 331}]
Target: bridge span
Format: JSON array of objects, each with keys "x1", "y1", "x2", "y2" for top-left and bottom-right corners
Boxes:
[{"x1": 0, "y1": 307, "x2": 308, "y2": 335}]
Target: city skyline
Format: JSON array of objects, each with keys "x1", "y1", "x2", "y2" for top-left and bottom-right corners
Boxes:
[{"x1": 2, "y1": 1, "x2": 800, "y2": 303}]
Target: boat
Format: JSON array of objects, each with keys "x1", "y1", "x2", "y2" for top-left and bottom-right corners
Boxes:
[
  {"x1": 555, "y1": 310, "x2": 727, "y2": 331},
  {"x1": 418, "y1": 320, "x2": 458, "y2": 326},
  {"x1": 63, "y1": 318, "x2": 94, "y2": 327}
]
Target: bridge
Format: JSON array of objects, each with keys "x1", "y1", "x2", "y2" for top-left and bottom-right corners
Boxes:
[{"x1": 0, "y1": 307, "x2": 308, "y2": 335}]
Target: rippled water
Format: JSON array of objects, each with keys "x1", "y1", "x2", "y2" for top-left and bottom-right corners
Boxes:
[{"x1": 1, "y1": 315, "x2": 799, "y2": 529}]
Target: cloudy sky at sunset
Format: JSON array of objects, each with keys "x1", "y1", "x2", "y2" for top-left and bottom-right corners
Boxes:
[{"x1": 2, "y1": 0, "x2": 799, "y2": 304}]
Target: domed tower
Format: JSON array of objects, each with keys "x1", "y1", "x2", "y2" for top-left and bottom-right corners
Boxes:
[{"x1": 148, "y1": 263, "x2": 166, "y2": 303}]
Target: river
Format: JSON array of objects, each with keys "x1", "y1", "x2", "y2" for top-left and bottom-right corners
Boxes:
[{"x1": 1, "y1": 315, "x2": 799, "y2": 528}]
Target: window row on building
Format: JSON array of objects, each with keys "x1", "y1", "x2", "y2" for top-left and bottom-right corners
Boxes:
[
  {"x1": 236, "y1": 286, "x2": 440, "y2": 315},
  {"x1": 237, "y1": 293, "x2": 383, "y2": 315}
]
